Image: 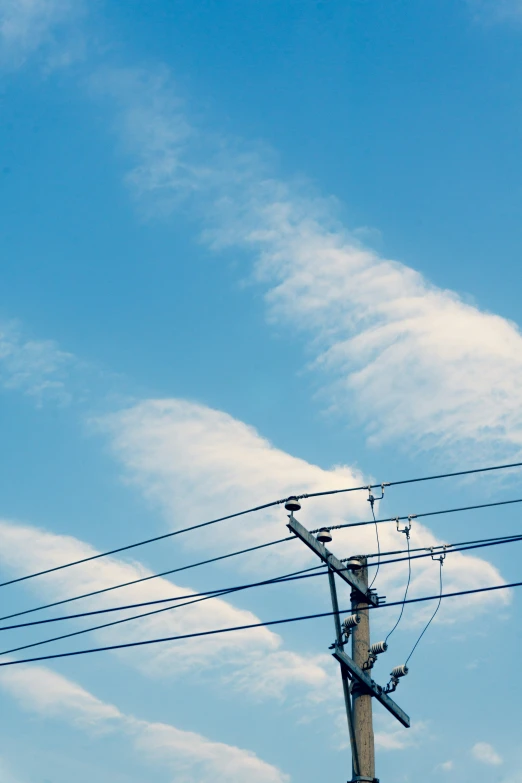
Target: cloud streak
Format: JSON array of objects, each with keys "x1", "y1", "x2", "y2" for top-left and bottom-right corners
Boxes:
[
  {"x1": 0, "y1": 321, "x2": 75, "y2": 404},
  {"x1": 471, "y1": 741, "x2": 503, "y2": 766},
  {"x1": 0, "y1": 515, "x2": 334, "y2": 700},
  {"x1": 99, "y1": 398, "x2": 510, "y2": 629},
  {"x1": 99, "y1": 66, "x2": 522, "y2": 465},
  {"x1": 0, "y1": 0, "x2": 82, "y2": 69},
  {"x1": 0, "y1": 663, "x2": 289, "y2": 783}
]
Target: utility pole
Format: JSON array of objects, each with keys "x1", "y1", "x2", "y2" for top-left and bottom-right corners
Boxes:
[
  {"x1": 284, "y1": 498, "x2": 410, "y2": 783},
  {"x1": 350, "y1": 558, "x2": 375, "y2": 782}
]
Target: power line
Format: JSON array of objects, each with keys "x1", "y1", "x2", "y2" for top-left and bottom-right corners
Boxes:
[
  {"x1": 300, "y1": 460, "x2": 522, "y2": 501},
  {"x1": 0, "y1": 536, "x2": 295, "y2": 624},
  {"x1": 0, "y1": 500, "x2": 290, "y2": 590},
  {"x1": 1, "y1": 577, "x2": 519, "y2": 669},
  {"x1": 3, "y1": 460, "x2": 521, "y2": 592},
  {"x1": 9, "y1": 530, "x2": 520, "y2": 633},
  {"x1": 6, "y1": 530, "x2": 521, "y2": 632},
  {"x1": 364, "y1": 531, "x2": 522, "y2": 559},
  {"x1": 312, "y1": 496, "x2": 522, "y2": 534},
  {"x1": 367, "y1": 492, "x2": 381, "y2": 589},
  {"x1": 0, "y1": 565, "x2": 327, "y2": 658},
  {"x1": 364, "y1": 533, "x2": 522, "y2": 570},
  {"x1": 385, "y1": 533, "x2": 411, "y2": 643},
  {"x1": 0, "y1": 565, "x2": 326, "y2": 635},
  {"x1": 405, "y1": 558, "x2": 444, "y2": 664}
]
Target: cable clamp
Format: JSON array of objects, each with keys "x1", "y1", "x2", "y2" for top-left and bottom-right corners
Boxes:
[
  {"x1": 367, "y1": 484, "x2": 386, "y2": 511},
  {"x1": 429, "y1": 545, "x2": 448, "y2": 564},
  {"x1": 395, "y1": 515, "x2": 414, "y2": 539}
]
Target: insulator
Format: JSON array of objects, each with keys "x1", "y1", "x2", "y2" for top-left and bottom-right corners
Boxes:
[
  {"x1": 369, "y1": 641, "x2": 388, "y2": 656},
  {"x1": 316, "y1": 528, "x2": 332, "y2": 543},
  {"x1": 344, "y1": 558, "x2": 362, "y2": 570},
  {"x1": 284, "y1": 496, "x2": 301, "y2": 513},
  {"x1": 391, "y1": 664, "x2": 409, "y2": 679},
  {"x1": 342, "y1": 614, "x2": 360, "y2": 632}
]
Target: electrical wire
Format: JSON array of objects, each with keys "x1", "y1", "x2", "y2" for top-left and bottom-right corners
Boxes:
[
  {"x1": 0, "y1": 500, "x2": 291, "y2": 590},
  {"x1": 0, "y1": 536, "x2": 295, "y2": 625},
  {"x1": 1, "y1": 576, "x2": 521, "y2": 668},
  {"x1": 7, "y1": 529, "x2": 521, "y2": 634},
  {"x1": 368, "y1": 498, "x2": 380, "y2": 590},
  {"x1": 405, "y1": 557, "x2": 444, "y2": 664},
  {"x1": 0, "y1": 565, "x2": 328, "y2": 633},
  {"x1": 300, "y1": 459, "x2": 522, "y2": 501},
  {"x1": 363, "y1": 531, "x2": 522, "y2": 559},
  {"x1": 311, "y1": 496, "x2": 522, "y2": 534},
  {"x1": 3, "y1": 459, "x2": 522, "y2": 592},
  {"x1": 385, "y1": 533, "x2": 411, "y2": 643},
  {"x1": 364, "y1": 533, "x2": 522, "y2": 570},
  {"x1": 0, "y1": 564, "x2": 328, "y2": 658},
  {"x1": 4, "y1": 529, "x2": 522, "y2": 634},
  {"x1": 5, "y1": 530, "x2": 522, "y2": 633}
]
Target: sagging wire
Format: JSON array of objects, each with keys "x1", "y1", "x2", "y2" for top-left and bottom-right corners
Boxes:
[
  {"x1": 405, "y1": 549, "x2": 446, "y2": 665},
  {"x1": 367, "y1": 484, "x2": 386, "y2": 589},
  {"x1": 385, "y1": 516, "x2": 414, "y2": 644}
]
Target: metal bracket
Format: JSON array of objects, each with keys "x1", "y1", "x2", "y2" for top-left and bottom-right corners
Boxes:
[
  {"x1": 287, "y1": 515, "x2": 379, "y2": 606},
  {"x1": 349, "y1": 777, "x2": 380, "y2": 782},
  {"x1": 333, "y1": 648, "x2": 410, "y2": 727}
]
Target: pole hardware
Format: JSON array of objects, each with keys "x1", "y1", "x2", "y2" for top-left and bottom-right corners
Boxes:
[
  {"x1": 317, "y1": 528, "x2": 333, "y2": 543},
  {"x1": 367, "y1": 483, "x2": 389, "y2": 513},
  {"x1": 286, "y1": 512, "x2": 410, "y2": 782},
  {"x1": 343, "y1": 614, "x2": 361, "y2": 638},
  {"x1": 385, "y1": 664, "x2": 409, "y2": 693},
  {"x1": 429, "y1": 545, "x2": 448, "y2": 564},
  {"x1": 396, "y1": 515, "x2": 414, "y2": 538},
  {"x1": 365, "y1": 640, "x2": 388, "y2": 670},
  {"x1": 284, "y1": 496, "x2": 302, "y2": 513},
  {"x1": 286, "y1": 514, "x2": 379, "y2": 606}
]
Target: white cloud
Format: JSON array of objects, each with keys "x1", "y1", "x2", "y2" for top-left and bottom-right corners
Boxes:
[
  {"x1": 436, "y1": 760, "x2": 454, "y2": 771},
  {"x1": 471, "y1": 741, "x2": 503, "y2": 765},
  {"x1": 0, "y1": 757, "x2": 26, "y2": 783},
  {"x1": 212, "y1": 185, "x2": 522, "y2": 464},
  {"x1": 99, "y1": 398, "x2": 509, "y2": 628},
  {"x1": 374, "y1": 719, "x2": 427, "y2": 751},
  {"x1": 103, "y1": 65, "x2": 522, "y2": 465},
  {"x1": 0, "y1": 321, "x2": 74, "y2": 404},
  {"x1": 0, "y1": 664, "x2": 288, "y2": 783},
  {"x1": 0, "y1": 662, "x2": 122, "y2": 726},
  {"x1": 0, "y1": 0, "x2": 82, "y2": 68},
  {"x1": 0, "y1": 516, "x2": 334, "y2": 700},
  {"x1": 133, "y1": 719, "x2": 288, "y2": 783}
]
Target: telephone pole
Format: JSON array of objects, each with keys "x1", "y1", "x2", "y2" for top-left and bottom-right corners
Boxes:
[
  {"x1": 284, "y1": 498, "x2": 410, "y2": 783},
  {"x1": 350, "y1": 558, "x2": 375, "y2": 782}
]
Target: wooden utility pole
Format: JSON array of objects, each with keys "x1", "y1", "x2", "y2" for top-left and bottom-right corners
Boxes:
[
  {"x1": 285, "y1": 501, "x2": 409, "y2": 783},
  {"x1": 350, "y1": 558, "x2": 375, "y2": 782}
]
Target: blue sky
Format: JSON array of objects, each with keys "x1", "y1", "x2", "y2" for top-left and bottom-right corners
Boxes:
[{"x1": 1, "y1": 0, "x2": 522, "y2": 781}]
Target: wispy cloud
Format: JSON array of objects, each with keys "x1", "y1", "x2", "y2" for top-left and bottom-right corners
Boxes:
[
  {"x1": 374, "y1": 720, "x2": 428, "y2": 751},
  {"x1": 100, "y1": 66, "x2": 522, "y2": 465},
  {"x1": 0, "y1": 663, "x2": 289, "y2": 783},
  {"x1": 435, "y1": 760, "x2": 454, "y2": 772},
  {"x1": 471, "y1": 741, "x2": 503, "y2": 765},
  {"x1": 99, "y1": 398, "x2": 509, "y2": 628},
  {"x1": 0, "y1": 516, "x2": 333, "y2": 700},
  {"x1": 0, "y1": 0, "x2": 83, "y2": 69},
  {"x1": 0, "y1": 321, "x2": 75, "y2": 404}
]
